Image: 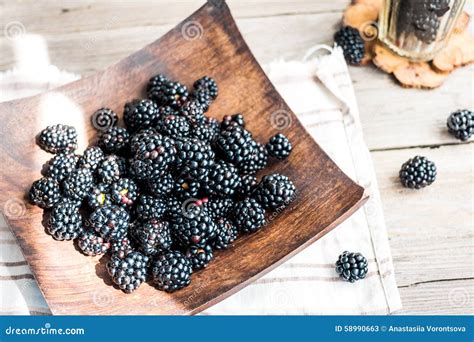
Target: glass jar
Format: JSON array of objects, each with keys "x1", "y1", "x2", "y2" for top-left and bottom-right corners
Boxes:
[{"x1": 378, "y1": 0, "x2": 466, "y2": 61}]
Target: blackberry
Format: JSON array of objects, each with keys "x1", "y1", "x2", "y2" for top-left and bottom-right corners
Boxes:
[
  {"x1": 123, "y1": 99, "x2": 159, "y2": 132},
  {"x1": 233, "y1": 198, "x2": 266, "y2": 233},
  {"x1": 172, "y1": 209, "x2": 216, "y2": 247},
  {"x1": 87, "y1": 183, "x2": 112, "y2": 209},
  {"x1": 266, "y1": 133, "x2": 292, "y2": 160},
  {"x1": 238, "y1": 141, "x2": 268, "y2": 174},
  {"x1": 215, "y1": 125, "x2": 254, "y2": 166},
  {"x1": 45, "y1": 153, "x2": 79, "y2": 182},
  {"x1": 146, "y1": 74, "x2": 169, "y2": 95},
  {"x1": 191, "y1": 121, "x2": 217, "y2": 143},
  {"x1": 90, "y1": 205, "x2": 130, "y2": 242},
  {"x1": 131, "y1": 219, "x2": 172, "y2": 256},
  {"x1": 78, "y1": 146, "x2": 104, "y2": 171},
  {"x1": 151, "y1": 250, "x2": 192, "y2": 292},
  {"x1": 237, "y1": 174, "x2": 258, "y2": 197},
  {"x1": 136, "y1": 195, "x2": 166, "y2": 220},
  {"x1": 91, "y1": 107, "x2": 118, "y2": 131},
  {"x1": 129, "y1": 127, "x2": 158, "y2": 152},
  {"x1": 205, "y1": 117, "x2": 220, "y2": 135},
  {"x1": 193, "y1": 76, "x2": 218, "y2": 99},
  {"x1": 335, "y1": 251, "x2": 368, "y2": 283},
  {"x1": 205, "y1": 197, "x2": 233, "y2": 219},
  {"x1": 145, "y1": 173, "x2": 174, "y2": 196},
  {"x1": 174, "y1": 138, "x2": 215, "y2": 181},
  {"x1": 447, "y1": 109, "x2": 474, "y2": 141},
  {"x1": 174, "y1": 177, "x2": 201, "y2": 199},
  {"x1": 179, "y1": 100, "x2": 205, "y2": 124},
  {"x1": 47, "y1": 201, "x2": 83, "y2": 240},
  {"x1": 334, "y1": 26, "x2": 365, "y2": 65},
  {"x1": 255, "y1": 173, "x2": 296, "y2": 211},
  {"x1": 399, "y1": 156, "x2": 437, "y2": 189},
  {"x1": 204, "y1": 161, "x2": 240, "y2": 197},
  {"x1": 132, "y1": 133, "x2": 176, "y2": 178},
  {"x1": 413, "y1": 12, "x2": 440, "y2": 44},
  {"x1": 62, "y1": 168, "x2": 94, "y2": 201},
  {"x1": 191, "y1": 91, "x2": 212, "y2": 111},
  {"x1": 110, "y1": 236, "x2": 133, "y2": 258},
  {"x1": 213, "y1": 217, "x2": 238, "y2": 249},
  {"x1": 185, "y1": 244, "x2": 213, "y2": 271},
  {"x1": 77, "y1": 230, "x2": 110, "y2": 256},
  {"x1": 110, "y1": 178, "x2": 138, "y2": 208},
  {"x1": 37, "y1": 124, "x2": 77, "y2": 154},
  {"x1": 165, "y1": 195, "x2": 185, "y2": 221},
  {"x1": 97, "y1": 155, "x2": 122, "y2": 183},
  {"x1": 106, "y1": 251, "x2": 149, "y2": 293},
  {"x1": 157, "y1": 114, "x2": 190, "y2": 138},
  {"x1": 148, "y1": 80, "x2": 189, "y2": 109},
  {"x1": 221, "y1": 114, "x2": 245, "y2": 130},
  {"x1": 98, "y1": 127, "x2": 130, "y2": 154}
]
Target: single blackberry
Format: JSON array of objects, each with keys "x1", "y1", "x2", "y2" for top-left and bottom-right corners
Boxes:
[
  {"x1": 90, "y1": 205, "x2": 130, "y2": 241},
  {"x1": 334, "y1": 26, "x2": 365, "y2": 65},
  {"x1": 123, "y1": 99, "x2": 159, "y2": 132},
  {"x1": 47, "y1": 201, "x2": 83, "y2": 240},
  {"x1": 191, "y1": 121, "x2": 217, "y2": 143},
  {"x1": 106, "y1": 251, "x2": 149, "y2": 293},
  {"x1": 110, "y1": 236, "x2": 133, "y2": 258},
  {"x1": 45, "y1": 153, "x2": 79, "y2": 182},
  {"x1": 91, "y1": 107, "x2": 118, "y2": 131},
  {"x1": 145, "y1": 173, "x2": 174, "y2": 197},
  {"x1": 335, "y1": 251, "x2": 368, "y2": 283},
  {"x1": 77, "y1": 146, "x2": 104, "y2": 171},
  {"x1": 151, "y1": 250, "x2": 192, "y2": 292},
  {"x1": 174, "y1": 138, "x2": 215, "y2": 181},
  {"x1": 146, "y1": 74, "x2": 169, "y2": 96},
  {"x1": 447, "y1": 109, "x2": 474, "y2": 141},
  {"x1": 131, "y1": 219, "x2": 172, "y2": 256},
  {"x1": 129, "y1": 127, "x2": 158, "y2": 152},
  {"x1": 97, "y1": 155, "x2": 122, "y2": 183},
  {"x1": 172, "y1": 209, "x2": 216, "y2": 247},
  {"x1": 238, "y1": 141, "x2": 268, "y2": 174},
  {"x1": 174, "y1": 177, "x2": 201, "y2": 199},
  {"x1": 148, "y1": 81, "x2": 189, "y2": 109},
  {"x1": 98, "y1": 127, "x2": 130, "y2": 154},
  {"x1": 37, "y1": 124, "x2": 77, "y2": 154},
  {"x1": 266, "y1": 133, "x2": 292, "y2": 160},
  {"x1": 135, "y1": 195, "x2": 166, "y2": 220},
  {"x1": 87, "y1": 183, "x2": 112, "y2": 209},
  {"x1": 204, "y1": 161, "x2": 240, "y2": 197},
  {"x1": 157, "y1": 114, "x2": 190, "y2": 138},
  {"x1": 132, "y1": 133, "x2": 177, "y2": 178},
  {"x1": 233, "y1": 198, "x2": 266, "y2": 233},
  {"x1": 205, "y1": 197, "x2": 234, "y2": 219},
  {"x1": 255, "y1": 173, "x2": 296, "y2": 211},
  {"x1": 213, "y1": 218, "x2": 238, "y2": 250},
  {"x1": 221, "y1": 114, "x2": 245, "y2": 130},
  {"x1": 237, "y1": 174, "x2": 258, "y2": 197},
  {"x1": 399, "y1": 156, "x2": 437, "y2": 189},
  {"x1": 77, "y1": 230, "x2": 110, "y2": 256},
  {"x1": 62, "y1": 168, "x2": 94, "y2": 201},
  {"x1": 179, "y1": 100, "x2": 205, "y2": 124},
  {"x1": 110, "y1": 178, "x2": 138, "y2": 208},
  {"x1": 185, "y1": 244, "x2": 213, "y2": 271},
  {"x1": 193, "y1": 76, "x2": 218, "y2": 99},
  {"x1": 215, "y1": 125, "x2": 255, "y2": 166}
]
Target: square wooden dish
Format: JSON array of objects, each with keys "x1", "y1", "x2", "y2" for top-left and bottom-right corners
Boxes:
[{"x1": 0, "y1": 0, "x2": 367, "y2": 314}]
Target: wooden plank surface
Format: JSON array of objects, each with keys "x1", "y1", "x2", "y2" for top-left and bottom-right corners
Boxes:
[{"x1": 1, "y1": 0, "x2": 473, "y2": 315}]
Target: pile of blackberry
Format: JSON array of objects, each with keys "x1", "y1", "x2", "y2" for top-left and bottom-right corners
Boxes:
[{"x1": 29, "y1": 74, "x2": 296, "y2": 294}]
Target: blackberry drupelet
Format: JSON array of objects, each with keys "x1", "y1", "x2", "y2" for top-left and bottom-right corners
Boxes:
[
  {"x1": 135, "y1": 195, "x2": 166, "y2": 220},
  {"x1": 204, "y1": 161, "x2": 240, "y2": 197},
  {"x1": 205, "y1": 197, "x2": 234, "y2": 219},
  {"x1": 47, "y1": 201, "x2": 83, "y2": 240},
  {"x1": 132, "y1": 133, "x2": 177, "y2": 178},
  {"x1": 110, "y1": 178, "x2": 138, "y2": 208},
  {"x1": 90, "y1": 205, "x2": 130, "y2": 241},
  {"x1": 145, "y1": 173, "x2": 174, "y2": 197},
  {"x1": 174, "y1": 138, "x2": 215, "y2": 181},
  {"x1": 97, "y1": 155, "x2": 122, "y2": 183},
  {"x1": 45, "y1": 153, "x2": 79, "y2": 182},
  {"x1": 98, "y1": 127, "x2": 130, "y2": 154},
  {"x1": 185, "y1": 244, "x2": 213, "y2": 271},
  {"x1": 148, "y1": 81, "x2": 189, "y2": 109},
  {"x1": 193, "y1": 76, "x2": 218, "y2": 99},
  {"x1": 157, "y1": 114, "x2": 190, "y2": 138},
  {"x1": 172, "y1": 209, "x2": 216, "y2": 247},
  {"x1": 233, "y1": 198, "x2": 266, "y2": 233},
  {"x1": 87, "y1": 183, "x2": 112, "y2": 209},
  {"x1": 38, "y1": 124, "x2": 77, "y2": 154},
  {"x1": 237, "y1": 174, "x2": 258, "y2": 197},
  {"x1": 447, "y1": 109, "x2": 474, "y2": 141},
  {"x1": 151, "y1": 250, "x2": 192, "y2": 292},
  {"x1": 334, "y1": 26, "x2": 365, "y2": 65},
  {"x1": 78, "y1": 146, "x2": 104, "y2": 171},
  {"x1": 123, "y1": 99, "x2": 159, "y2": 132},
  {"x1": 174, "y1": 177, "x2": 201, "y2": 199},
  {"x1": 266, "y1": 133, "x2": 292, "y2": 160},
  {"x1": 91, "y1": 107, "x2": 118, "y2": 131},
  {"x1": 106, "y1": 251, "x2": 149, "y2": 293},
  {"x1": 62, "y1": 168, "x2": 94, "y2": 201},
  {"x1": 335, "y1": 251, "x2": 368, "y2": 283},
  {"x1": 131, "y1": 219, "x2": 172, "y2": 256},
  {"x1": 213, "y1": 218, "x2": 238, "y2": 250},
  {"x1": 179, "y1": 100, "x2": 205, "y2": 124},
  {"x1": 77, "y1": 230, "x2": 110, "y2": 256},
  {"x1": 399, "y1": 156, "x2": 437, "y2": 189},
  {"x1": 221, "y1": 113, "x2": 245, "y2": 131},
  {"x1": 255, "y1": 173, "x2": 296, "y2": 211},
  {"x1": 238, "y1": 141, "x2": 268, "y2": 174}
]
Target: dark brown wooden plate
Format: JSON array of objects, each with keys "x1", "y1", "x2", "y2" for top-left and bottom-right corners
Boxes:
[{"x1": 0, "y1": 0, "x2": 367, "y2": 315}]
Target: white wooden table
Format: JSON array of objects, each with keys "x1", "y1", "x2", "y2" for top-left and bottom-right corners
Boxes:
[{"x1": 1, "y1": 0, "x2": 473, "y2": 314}]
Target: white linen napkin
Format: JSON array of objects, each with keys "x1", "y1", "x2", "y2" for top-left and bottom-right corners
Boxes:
[{"x1": 0, "y1": 46, "x2": 401, "y2": 315}]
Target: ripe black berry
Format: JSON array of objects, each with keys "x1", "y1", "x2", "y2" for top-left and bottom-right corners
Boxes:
[
  {"x1": 335, "y1": 251, "x2": 368, "y2": 283},
  {"x1": 399, "y1": 156, "x2": 437, "y2": 189},
  {"x1": 447, "y1": 109, "x2": 474, "y2": 141},
  {"x1": 334, "y1": 26, "x2": 365, "y2": 65},
  {"x1": 151, "y1": 250, "x2": 192, "y2": 292}
]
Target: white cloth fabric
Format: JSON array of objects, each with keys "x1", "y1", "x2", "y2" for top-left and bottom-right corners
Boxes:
[{"x1": 0, "y1": 46, "x2": 401, "y2": 315}]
